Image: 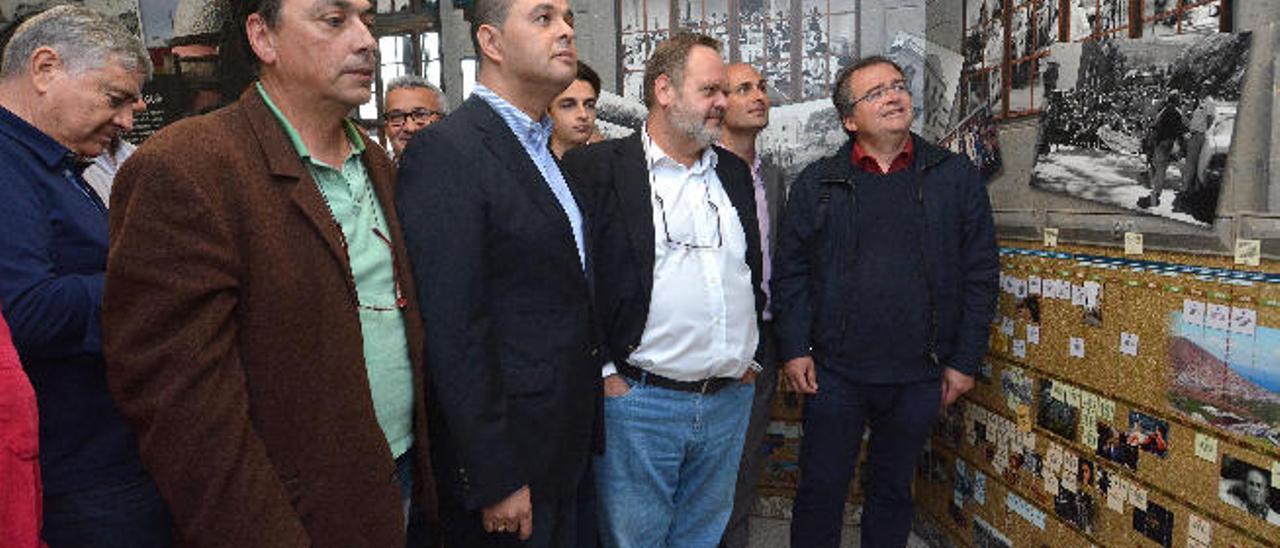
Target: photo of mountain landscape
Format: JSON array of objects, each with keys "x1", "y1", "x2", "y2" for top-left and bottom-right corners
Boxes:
[{"x1": 1169, "y1": 311, "x2": 1280, "y2": 448}]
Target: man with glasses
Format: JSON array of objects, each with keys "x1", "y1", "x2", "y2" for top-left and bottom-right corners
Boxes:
[
  {"x1": 772, "y1": 56, "x2": 997, "y2": 548},
  {"x1": 382, "y1": 75, "x2": 447, "y2": 163},
  {"x1": 562, "y1": 32, "x2": 765, "y2": 548},
  {"x1": 101, "y1": 0, "x2": 437, "y2": 545}
]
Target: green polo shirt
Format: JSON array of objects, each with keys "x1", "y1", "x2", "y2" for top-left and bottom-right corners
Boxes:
[{"x1": 258, "y1": 83, "x2": 413, "y2": 458}]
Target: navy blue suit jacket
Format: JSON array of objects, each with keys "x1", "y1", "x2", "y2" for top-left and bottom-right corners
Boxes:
[{"x1": 396, "y1": 96, "x2": 602, "y2": 511}]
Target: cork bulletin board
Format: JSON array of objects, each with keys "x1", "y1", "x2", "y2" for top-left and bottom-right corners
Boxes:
[{"x1": 917, "y1": 241, "x2": 1280, "y2": 548}]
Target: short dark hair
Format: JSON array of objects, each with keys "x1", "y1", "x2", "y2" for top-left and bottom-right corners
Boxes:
[
  {"x1": 468, "y1": 0, "x2": 515, "y2": 65},
  {"x1": 217, "y1": 0, "x2": 284, "y2": 100},
  {"x1": 575, "y1": 60, "x2": 601, "y2": 96},
  {"x1": 831, "y1": 55, "x2": 905, "y2": 118},
  {"x1": 642, "y1": 32, "x2": 721, "y2": 108}
]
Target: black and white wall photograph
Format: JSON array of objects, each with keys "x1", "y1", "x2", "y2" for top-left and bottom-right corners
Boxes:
[
  {"x1": 885, "y1": 32, "x2": 964, "y2": 143},
  {"x1": 943, "y1": 105, "x2": 1004, "y2": 181},
  {"x1": 1030, "y1": 31, "x2": 1251, "y2": 226}
]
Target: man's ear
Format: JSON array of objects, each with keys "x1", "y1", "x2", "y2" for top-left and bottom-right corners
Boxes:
[
  {"x1": 474, "y1": 24, "x2": 503, "y2": 66},
  {"x1": 245, "y1": 13, "x2": 278, "y2": 67},
  {"x1": 841, "y1": 113, "x2": 859, "y2": 134},
  {"x1": 653, "y1": 73, "x2": 675, "y2": 109},
  {"x1": 28, "y1": 46, "x2": 62, "y2": 95}
]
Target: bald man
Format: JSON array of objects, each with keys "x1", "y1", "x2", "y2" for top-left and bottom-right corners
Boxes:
[{"x1": 716, "y1": 62, "x2": 788, "y2": 548}]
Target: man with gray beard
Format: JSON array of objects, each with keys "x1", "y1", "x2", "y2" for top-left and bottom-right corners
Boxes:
[{"x1": 562, "y1": 32, "x2": 766, "y2": 548}]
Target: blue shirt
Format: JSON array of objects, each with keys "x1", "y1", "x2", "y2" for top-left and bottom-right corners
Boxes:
[
  {"x1": 472, "y1": 85, "x2": 586, "y2": 269},
  {"x1": 0, "y1": 105, "x2": 146, "y2": 493}
]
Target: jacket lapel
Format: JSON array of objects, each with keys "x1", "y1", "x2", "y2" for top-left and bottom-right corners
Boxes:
[
  {"x1": 716, "y1": 147, "x2": 759, "y2": 247},
  {"x1": 761, "y1": 160, "x2": 785, "y2": 256},
  {"x1": 613, "y1": 134, "x2": 655, "y2": 294},
  {"x1": 470, "y1": 98, "x2": 581, "y2": 262},
  {"x1": 240, "y1": 90, "x2": 352, "y2": 274}
]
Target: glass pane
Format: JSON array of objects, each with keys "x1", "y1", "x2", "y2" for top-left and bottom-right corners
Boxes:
[
  {"x1": 1181, "y1": 1, "x2": 1223, "y2": 35},
  {"x1": 984, "y1": 18, "x2": 1004, "y2": 67},
  {"x1": 964, "y1": 23, "x2": 984, "y2": 71},
  {"x1": 461, "y1": 58, "x2": 477, "y2": 99},
  {"x1": 1036, "y1": 0, "x2": 1059, "y2": 49},
  {"x1": 965, "y1": 70, "x2": 990, "y2": 114},
  {"x1": 648, "y1": 0, "x2": 671, "y2": 31},
  {"x1": 621, "y1": 32, "x2": 650, "y2": 72},
  {"x1": 378, "y1": 35, "x2": 410, "y2": 94},
  {"x1": 420, "y1": 33, "x2": 442, "y2": 86},
  {"x1": 1009, "y1": 59, "x2": 1039, "y2": 112},
  {"x1": 358, "y1": 96, "x2": 378, "y2": 120},
  {"x1": 1069, "y1": 0, "x2": 1095, "y2": 41},
  {"x1": 623, "y1": 69, "x2": 645, "y2": 101},
  {"x1": 1011, "y1": 5, "x2": 1034, "y2": 60},
  {"x1": 828, "y1": 0, "x2": 857, "y2": 14},
  {"x1": 828, "y1": 10, "x2": 857, "y2": 68},
  {"x1": 966, "y1": 0, "x2": 989, "y2": 30},
  {"x1": 989, "y1": 65, "x2": 1003, "y2": 114},
  {"x1": 1097, "y1": 0, "x2": 1125, "y2": 34},
  {"x1": 741, "y1": 15, "x2": 768, "y2": 67},
  {"x1": 621, "y1": 0, "x2": 646, "y2": 32}
]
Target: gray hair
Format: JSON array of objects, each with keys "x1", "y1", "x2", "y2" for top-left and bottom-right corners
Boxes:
[
  {"x1": 1, "y1": 5, "x2": 152, "y2": 80},
  {"x1": 385, "y1": 74, "x2": 449, "y2": 113}
]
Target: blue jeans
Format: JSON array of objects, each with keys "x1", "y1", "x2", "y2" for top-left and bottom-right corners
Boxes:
[
  {"x1": 399, "y1": 447, "x2": 439, "y2": 548},
  {"x1": 596, "y1": 378, "x2": 753, "y2": 548},
  {"x1": 790, "y1": 373, "x2": 940, "y2": 548},
  {"x1": 42, "y1": 474, "x2": 173, "y2": 548}
]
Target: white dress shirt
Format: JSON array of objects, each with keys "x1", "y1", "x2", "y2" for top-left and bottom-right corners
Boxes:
[{"x1": 602, "y1": 127, "x2": 758, "y2": 381}]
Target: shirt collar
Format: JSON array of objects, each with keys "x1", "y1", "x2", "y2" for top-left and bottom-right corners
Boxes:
[
  {"x1": 851, "y1": 135, "x2": 914, "y2": 175},
  {"x1": 642, "y1": 123, "x2": 718, "y2": 176},
  {"x1": 472, "y1": 84, "x2": 554, "y2": 150},
  {"x1": 0, "y1": 103, "x2": 79, "y2": 170},
  {"x1": 255, "y1": 82, "x2": 366, "y2": 164}
]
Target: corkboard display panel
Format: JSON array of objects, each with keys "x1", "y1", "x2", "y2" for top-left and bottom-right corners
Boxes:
[{"x1": 920, "y1": 242, "x2": 1280, "y2": 548}]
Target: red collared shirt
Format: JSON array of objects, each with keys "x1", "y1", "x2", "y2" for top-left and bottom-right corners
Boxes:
[{"x1": 851, "y1": 137, "x2": 914, "y2": 175}]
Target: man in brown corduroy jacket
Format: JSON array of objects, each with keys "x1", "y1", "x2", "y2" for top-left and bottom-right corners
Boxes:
[{"x1": 100, "y1": 0, "x2": 437, "y2": 546}]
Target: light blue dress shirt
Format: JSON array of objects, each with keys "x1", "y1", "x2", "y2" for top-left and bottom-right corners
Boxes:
[{"x1": 472, "y1": 85, "x2": 586, "y2": 270}]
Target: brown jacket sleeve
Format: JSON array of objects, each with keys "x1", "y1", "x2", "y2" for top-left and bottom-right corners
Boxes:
[{"x1": 103, "y1": 138, "x2": 309, "y2": 547}]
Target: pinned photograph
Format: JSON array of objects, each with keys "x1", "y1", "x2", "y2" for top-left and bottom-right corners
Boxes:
[
  {"x1": 1077, "y1": 457, "x2": 1096, "y2": 488},
  {"x1": 1219, "y1": 455, "x2": 1280, "y2": 526},
  {"x1": 1031, "y1": 32, "x2": 1252, "y2": 225},
  {"x1": 1001, "y1": 366, "x2": 1035, "y2": 410},
  {"x1": 1133, "y1": 501, "x2": 1175, "y2": 548},
  {"x1": 1096, "y1": 422, "x2": 1140, "y2": 470},
  {"x1": 1168, "y1": 308, "x2": 1280, "y2": 449},
  {"x1": 1127, "y1": 411, "x2": 1170, "y2": 458},
  {"x1": 1054, "y1": 487, "x2": 1097, "y2": 534},
  {"x1": 1037, "y1": 380, "x2": 1080, "y2": 441},
  {"x1": 1016, "y1": 293, "x2": 1042, "y2": 324}
]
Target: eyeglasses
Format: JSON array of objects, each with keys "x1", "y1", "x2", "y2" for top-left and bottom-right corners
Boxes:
[
  {"x1": 383, "y1": 108, "x2": 444, "y2": 126},
  {"x1": 851, "y1": 80, "x2": 911, "y2": 107},
  {"x1": 654, "y1": 193, "x2": 722, "y2": 250},
  {"x1": 357, "y1": 227, "x2": 407, "y2": 312}
]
